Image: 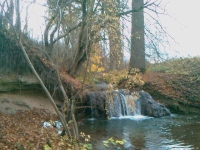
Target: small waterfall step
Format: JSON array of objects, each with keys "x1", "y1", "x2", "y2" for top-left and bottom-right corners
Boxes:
[
  {"x1": 106, "y1": 90, "x2": 142, "y2": 118},
  {"x1": 87, "y1": 89, "x2": 171, "y2": 119}
]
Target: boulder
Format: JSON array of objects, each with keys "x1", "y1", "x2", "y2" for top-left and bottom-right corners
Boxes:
[
  {"x1": 86, "y1": 91, "x2": 106, "y2": 118},
  {"x1": 139, "y1": 91, "x2": 171, "y2": 117}
]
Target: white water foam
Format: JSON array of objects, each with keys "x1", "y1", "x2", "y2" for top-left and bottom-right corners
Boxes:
[
  {"x1": 111, "y1": 115, "x2": 152, "y2": 120},
  {"x1": 88, "y1": 118, "x2": 96, "y2": 121}
]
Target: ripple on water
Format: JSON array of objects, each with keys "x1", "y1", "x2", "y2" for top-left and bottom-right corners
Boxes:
[{"x1": 80, "y1": 114, "x2": 200, "y2": 150}]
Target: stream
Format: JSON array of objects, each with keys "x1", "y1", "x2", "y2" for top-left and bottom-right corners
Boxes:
[{"x1": 80, "y1": 114, "x2": 200, "y2": 150}]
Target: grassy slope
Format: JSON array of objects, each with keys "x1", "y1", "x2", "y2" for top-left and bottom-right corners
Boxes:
[{"x1": 143, "y1": 57, "x2": 200, "y2": 113}]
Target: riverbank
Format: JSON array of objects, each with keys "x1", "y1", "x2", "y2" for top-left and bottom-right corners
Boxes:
[
  {"x1": 143, "y1": 57, "x2": 200, "y2": 114},
  {"x1": 0, "y1": 109, "x2": 88, "y2": 150}
]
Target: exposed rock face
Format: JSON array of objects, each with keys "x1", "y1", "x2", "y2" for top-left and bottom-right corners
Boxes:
[
  {"x1": 139, "y1": 91, "x2": 171, "y2": 117},
  {"x1": 86, "y1": 91, "x2": 106, "y2": 118}
]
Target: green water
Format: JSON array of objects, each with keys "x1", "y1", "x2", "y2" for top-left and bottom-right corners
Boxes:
[{"x1": 80, "y1": 115, "x2": 200, "y2": 150}]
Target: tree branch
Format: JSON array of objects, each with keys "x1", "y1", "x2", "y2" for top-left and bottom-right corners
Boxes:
[
  {"x1": 53, "y1": 22, "x2": 82, "y2": 44},
  {"x1": 44, "y1": 15, "x2": 57, "y2": 48}
]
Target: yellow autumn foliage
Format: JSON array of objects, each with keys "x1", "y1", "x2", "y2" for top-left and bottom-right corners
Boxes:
[
  {"x1": 87, "y1": 44, "x2": 105, "y2": 73},
  {"x1": 99, "y1": 69, "x2": 144, "y2": 90}
]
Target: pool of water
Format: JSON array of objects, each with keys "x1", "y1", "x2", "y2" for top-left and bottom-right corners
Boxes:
[{"x1": 79, "y1": 114, "x2": 200, "y2": 150}]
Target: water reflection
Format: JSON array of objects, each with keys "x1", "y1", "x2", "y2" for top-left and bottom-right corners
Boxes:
[{"x1": 79, "y1": 115, "x2": 200, "y2": 150}]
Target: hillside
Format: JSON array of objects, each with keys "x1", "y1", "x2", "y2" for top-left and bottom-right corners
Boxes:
[{"x1": 143, "y1": 57, "x2": 200, "y2": 113}]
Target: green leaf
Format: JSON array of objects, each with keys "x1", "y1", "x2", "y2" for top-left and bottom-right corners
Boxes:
[
  {"x1": 104, "y1": 144, "x2": 109, "y2": 147},
  {"x1": 44, "y1": 145, "x2": 52, "y2": 150},
  {"x1": 103, "y1": 141, "x2": 109, "y2": 144},
  {"x1": 83, "y1": 144, "x2": 92, "y2": 149},
  {"x1": 116, "y1": 140, "x2": 124, "y2": 145},
  {"x1": 83, "y1": 144, "x2": 88, "y2": 148},
  {"x1": 109, "y1": 137, "x2": 114, "y2": 142}
]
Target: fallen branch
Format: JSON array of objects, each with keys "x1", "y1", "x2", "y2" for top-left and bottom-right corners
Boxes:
[{"x1": 0, "y1": 10, "x2": 72, "y2": 139}]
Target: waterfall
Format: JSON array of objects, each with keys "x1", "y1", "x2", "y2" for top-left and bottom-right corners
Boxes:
[
  {"x1": 90, "y1": 98, "x2": 94, "y2": 118},
  {"x1": 107, "y1": 90, "x2": 141, "y2": 118},
  {"x1": 88, "y1": 92, "x2": 95, "y2": 119},
  {"x1": 87, "y1": 89, "x2": 171, "y2": 119},
  {"x1": 134, "y1": 98, "x2": 141, "y2": 116},
  {"x1": 106, "y1": 91, "x2": 122, "y2": 117},
  {"x1": 119, "y1": 93, "x2": 128, "y2": 116}
]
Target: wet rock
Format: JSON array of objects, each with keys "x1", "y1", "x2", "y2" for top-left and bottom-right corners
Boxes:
[
  {"x1": 124, "y1": 142, "x2": 136, "y2": 150},
  {"x1": 87, "y1": 91, "x2": 107, "y2": 118},
  {"x1": 139, "y1": 91, "x2": 171, "y2": 117}
]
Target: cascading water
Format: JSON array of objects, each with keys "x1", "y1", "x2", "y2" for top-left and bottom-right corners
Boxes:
[
  {"x1": 87, "y1": 89, "x2": 170, "y2": 119},
  {"x1": 90, "y1": 99, "x2": 94, "y2": 118},
  {"x1": 119, "y1": 93, "x2": 128, "y2": 116},
  {"x1": 88, "y1": 92, "x2": 95, "y2": 119},
  {"x1": 106, "y1": 90, "x2": 142, "y2": 118}
]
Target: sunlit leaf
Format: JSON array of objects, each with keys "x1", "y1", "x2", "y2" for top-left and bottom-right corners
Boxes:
[
  {"x1": 44, "y1": 144, "x2": 52, "y2": 150},
  {"x1": 116, "y1": 140, "x2": 124, "y2": 145},
  {"x1": 108, "y1": 137, "x2": 113, "y2": 141}
]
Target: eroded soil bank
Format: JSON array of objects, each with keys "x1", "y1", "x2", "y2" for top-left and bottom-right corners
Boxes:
[{"x1": 0, "y1": 73, "x2": 62, "y2": 114}]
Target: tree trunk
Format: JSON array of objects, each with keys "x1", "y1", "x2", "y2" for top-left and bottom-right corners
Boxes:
[
  {"x1": 44, "y1": 15, "x2": 57, "y2": 56},
  {"x1": 9, "y1": 0, "x2": 14, "y2": 26},
  {"x1": 0, "y1": 1, "x2": 6, "y2": 27},
  {"x1": 129, "y1": 0, "x2": 145, "y2": 73},
  {"x1": 69, "y1": 0, "x2": 88, "y2": 76},
  {"x1": 18, "y1": 40, "x2": 72, "y2": 138},
  {"x1": 15, "y1": 0, "x2": 21, "y2": 36}
]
